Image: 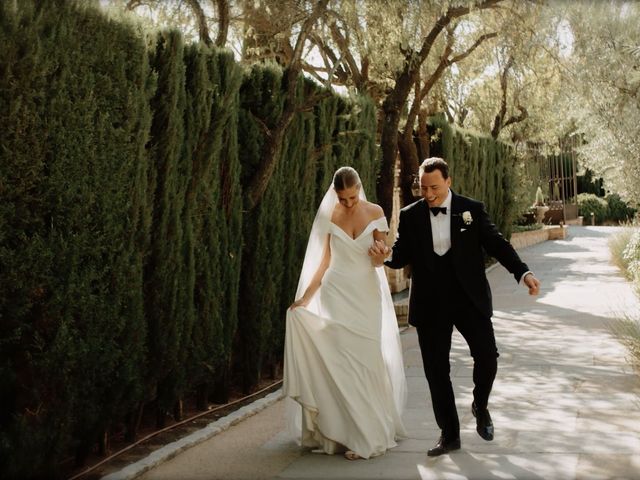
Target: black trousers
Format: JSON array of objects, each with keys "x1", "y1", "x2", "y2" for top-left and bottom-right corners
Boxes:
[{"x1": 416, "y1": 251, "x2": 499, "y2": 441}]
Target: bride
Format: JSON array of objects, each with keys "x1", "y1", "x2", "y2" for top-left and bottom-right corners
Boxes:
[{"x1": 283, "y1": 166, "x2": 407, "y2": 460}]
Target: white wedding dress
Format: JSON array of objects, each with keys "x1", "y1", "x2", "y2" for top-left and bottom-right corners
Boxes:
[{"x1": 284, "y1": 210, "x2": 407, "y2": 459}]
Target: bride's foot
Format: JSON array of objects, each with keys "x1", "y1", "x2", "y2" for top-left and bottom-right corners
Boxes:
[{"x1": 344, "y1": 450, "x2": 361, "y2": 461}]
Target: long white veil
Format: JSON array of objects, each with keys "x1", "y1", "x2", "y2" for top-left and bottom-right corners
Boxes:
[{"x1": 284, "y1": 182, "x2": 407, "y2": 441}]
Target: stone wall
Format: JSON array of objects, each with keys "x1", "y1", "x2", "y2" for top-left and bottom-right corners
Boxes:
[{"x1": 509, "y1": 225, "x2": 567, "y2": 249}]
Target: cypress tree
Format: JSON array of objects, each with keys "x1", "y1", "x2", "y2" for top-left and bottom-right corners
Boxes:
[
  {"x1": 145, "y1": 28, "x2": 188, "y2": 426},
  {"x1": 183, "y1": 44, "x2": 243, "y2": 405},
  {"x1": 213, "y1": 51, "x2": 243, "y2": 403},
  {"x1": 236, "y1": 65, "x2": 284, "y2": 392},
  {"x1": 0, "y1": 2, "x2": 64, "y2": 476}
]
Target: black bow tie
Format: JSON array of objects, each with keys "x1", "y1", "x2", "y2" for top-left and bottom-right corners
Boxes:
[{"x1": 430, "y1": 206, "x2": 447, "y2": 216}]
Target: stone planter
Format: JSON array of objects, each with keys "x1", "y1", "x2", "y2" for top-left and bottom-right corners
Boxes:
[{"x1": 534, "y1": 205, "x2": 549, "y2": 224}]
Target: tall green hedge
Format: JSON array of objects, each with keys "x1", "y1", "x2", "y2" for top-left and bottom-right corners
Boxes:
[
  {"x1": 0, "y1": 1, "x2": 378, "y2": 477},
  {"x1": 0, "y1": 0, "x2": 154, "y2": 475},
  {"x1": 428, "y1": 114, "x2": 518, "y2": 238}
]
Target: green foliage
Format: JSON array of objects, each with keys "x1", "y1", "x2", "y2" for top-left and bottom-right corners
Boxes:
[
  {"x1": 611, "y1": 317, "x2": 640, "y2": 375},
  {"x1": 577, "y1": 193, "x2": 608, "y2": 225},
  {"x1": 0, "y1": 0, "x2": 245, "y2": 475},
  {"x1": 622, "y1": 229, "x2": 640, "y2": 287},
  {"x1": 511, "y1": 223, "x2": 544, "y2": 233},
  {"x1": 182, "y1": 45, "x2": 243, "y2": 402},
  {"x1": 0, "y1": 0, "x2": 153, "y2": 475},
  {"x1": 577, "y1": 167, "x2": 605, "y2": 196},
  {"x1": 576, "y1": 174, "x2": 636, "y2": 225},
  {"x1": 609, "y1": 228, "x2": 640, "y2": 376},
  {"x1": 606, "y1": 193, "x2": 637, "y2": 224},
  {"x1": 609, "y1": 226, "x2": 637, "y2": 275}
]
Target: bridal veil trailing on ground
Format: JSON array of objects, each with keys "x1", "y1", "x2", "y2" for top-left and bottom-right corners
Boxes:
[{"x1": 283, "y1": 184, "x2": 407, "y2": 459}]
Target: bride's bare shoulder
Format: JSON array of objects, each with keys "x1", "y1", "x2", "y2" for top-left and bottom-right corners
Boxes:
[{"x1": 362, "y1": 201, "x2": 384, "y2": 219}]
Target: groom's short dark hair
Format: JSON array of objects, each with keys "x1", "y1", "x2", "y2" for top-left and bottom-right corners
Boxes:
[{"x1": 419, "y1": 157, "x2": 449, "y2": 179}]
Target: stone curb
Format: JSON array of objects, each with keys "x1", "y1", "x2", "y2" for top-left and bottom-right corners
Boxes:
[{"x1": 101, "y1": 389, "x2": 284, "y2": 480}]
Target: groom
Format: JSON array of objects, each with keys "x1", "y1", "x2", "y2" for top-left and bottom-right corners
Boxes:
[{"x1": 370, "y1": 157, "x2": 540, "y2": 456}]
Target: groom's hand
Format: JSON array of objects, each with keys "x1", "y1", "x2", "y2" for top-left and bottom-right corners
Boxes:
[{"x1": 523, "y1": 273, "x2": 540, "y2": 295}]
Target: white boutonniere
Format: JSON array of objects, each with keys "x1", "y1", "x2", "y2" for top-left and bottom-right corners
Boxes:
[{"x1": 462, "y1": 211, "x2": 473, "y2": 225}]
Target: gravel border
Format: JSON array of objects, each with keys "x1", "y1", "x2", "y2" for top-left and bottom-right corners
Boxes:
[{"x1": 101, "y1": 389, "x2": 284, "y2": 480}]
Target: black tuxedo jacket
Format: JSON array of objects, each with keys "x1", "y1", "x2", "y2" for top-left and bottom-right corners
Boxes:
[{"x1": 385, "y1": 191, "x2": 529, "y2": 326}]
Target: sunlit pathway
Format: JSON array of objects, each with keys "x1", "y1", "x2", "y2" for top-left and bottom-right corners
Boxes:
[{"x1": 134, "y1": 226, "x2": 640, "y2": 480}]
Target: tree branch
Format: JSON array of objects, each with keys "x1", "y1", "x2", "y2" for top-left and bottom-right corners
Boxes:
[
  {"x1": 125, "y1": 0, "x2": 144, "y2": 11},
  {"x1": 185, "y1": 0, "x2": 213, "y2": 46},
  {"x1": 449, "y1": 32, "x2": 498, "y2": 65},
  {"x1": 329, "y1": 21, "x2": 363, "y2": 88},
  {"x1": 491, "y1": 55, "x2": 515, "y2": 138},
  {"x1": 417, "y1": 0, "x2": 502, "y2": 66},
  {"x1": 245, "y1": 0, "x2": 330, "y2": 210},
  {"x1": 503, "y1": 105, "x2": 529, "y2": 128},
  {"x1": 405, "y1": 31, "x2": 498, "y2": 138},
  {"x1": 306, "y1": 32, "x2": 350, "y2": 85}
]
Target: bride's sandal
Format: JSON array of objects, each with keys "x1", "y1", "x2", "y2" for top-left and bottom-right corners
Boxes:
[{"x1": 344, "y1": 450, "x2": 361, "y2": 461}]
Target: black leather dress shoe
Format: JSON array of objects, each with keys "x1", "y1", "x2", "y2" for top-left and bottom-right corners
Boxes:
[
  {"x1": 427, "y1": 436, "x2": 461, "y2": 457},
  {"x1": 472, "y1": 402, "x2": 494, "y2": 441}
]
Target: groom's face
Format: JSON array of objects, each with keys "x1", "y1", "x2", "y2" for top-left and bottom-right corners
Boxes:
[{"x1": 420, "y1": 170, "x2": 451, "y2": 207}]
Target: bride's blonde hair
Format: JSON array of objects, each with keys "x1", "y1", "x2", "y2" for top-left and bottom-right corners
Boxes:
[{"x1": 332, "y1": 166, "x2": 361, "y2": 191}]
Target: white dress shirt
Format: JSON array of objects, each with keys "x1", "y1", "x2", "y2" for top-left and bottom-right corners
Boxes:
[
  {"x1": 428, "y1": 190, "x2": 533, "y2": 285},
  {"x1": 429, "y1": 190, "x2": 452, "y2": 256}
]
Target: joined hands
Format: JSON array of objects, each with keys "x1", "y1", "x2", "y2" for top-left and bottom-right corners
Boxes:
[{"x1": 368, "y1": 240, "x2": 390, "y2": 266}]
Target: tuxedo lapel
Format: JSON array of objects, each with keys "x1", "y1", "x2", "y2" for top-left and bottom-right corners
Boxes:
[
  {"x1": 450, "y1": 191, "x2": 463, "y2": 249},
  {"x1": 415, "y1": 199, "x2": 435, "y2": 269},
  {"x1": 417, "y1": 199, "x2": 433, "y2": 248}
]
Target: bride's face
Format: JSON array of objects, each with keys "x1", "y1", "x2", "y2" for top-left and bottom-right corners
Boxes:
[{"x1": 336, "y1": 184, "x2": 360, "y2": 209}]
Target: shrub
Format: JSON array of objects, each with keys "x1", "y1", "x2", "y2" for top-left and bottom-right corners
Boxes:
[
  {"x1": 511, "y1": 223, "x2": 544, "y2": 233},
  {"x1": 606, "y1": 193, "x2": 637, "y2": 223},
  {"x1": 609, "y1": 228, "x2": 640, "y2": 376},
  {"x1": 577, "y1": 193, "x2": 608, "y2": 225},
  {"x1": 609, "y1": 226, "x2": 637, "y2": 275},
  {"x1": 622, "y1": 229, "x2": 640, "y2": 289}
]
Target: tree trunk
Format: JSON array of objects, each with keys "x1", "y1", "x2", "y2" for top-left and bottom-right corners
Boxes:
[
  {"x1": 98, "y1": 429, "x2": 109, "y2": 456},
  {"x1": 417, "y1": 109, "x2": 430, "y2": 159},
  {"x1": 210, "y1": 369, "x2": 229, "y2": 404},
  {"x1": 378, "y1": 69, "x2": 416, "y2": 219},
  {"x1": 196, "y1": 384, "x2": 208, "y2": 411},
  {"x1": 173, "y1": 397, "x2": 184, "y2": 422},
  {"x1": 215, "y1": 0, "x2": 230, "y2": 47},
  {"x1": 124, "y1": 403, "x2": 144, "y2": 442},
  {"x1": 186, "y1": 0, "x2": 213, "y2": 46},
  {"x1": 397, "y1": 132, "x2": 420, "y2": 207},
  {"x1": 243, "y1": 111, "x2": 292, "y2": 210},
  {"x1": 156, "y1": 403, "x2": 167, "y2": 429}
]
